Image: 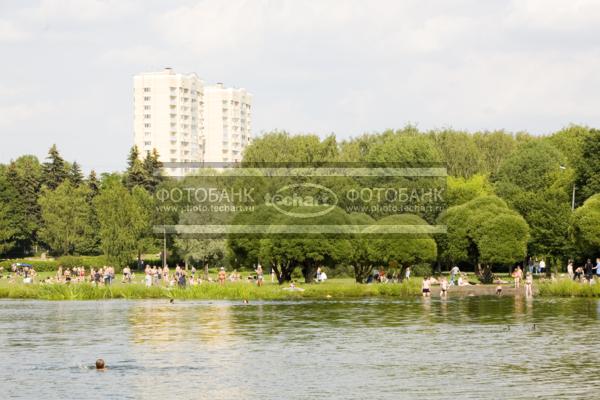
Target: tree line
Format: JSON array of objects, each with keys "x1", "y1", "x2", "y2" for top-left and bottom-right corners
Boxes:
[{"x1": 1, "y1": 125, "x2": 599, "y2": 282}]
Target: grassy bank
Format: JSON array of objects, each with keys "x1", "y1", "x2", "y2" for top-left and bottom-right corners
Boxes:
[
  {"x1": 0, "y1": 279, "x2": 423, "y2": 301},
  {"x1": 537, "y1": 279, "x2": 600, "y2": 297}
]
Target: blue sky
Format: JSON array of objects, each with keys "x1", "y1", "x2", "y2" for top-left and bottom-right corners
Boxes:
[{"x1": 1, "y1": 0, "x2": 599, "y2": 173}]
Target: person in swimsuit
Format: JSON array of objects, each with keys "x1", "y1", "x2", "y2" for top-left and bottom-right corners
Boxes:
[
  {"x1": 218, "y1": 267, "x2": 226, "y2": 285},
  {"x1": 440, "y1": 277, "x2": 448, "y2": 298},
  {"x1": 525, "y1": 272, "x2": 533, "y2": 297},
  {"x1": 256, "y1": 264, "x2": 264, "y2": 287},
  {"x1": 422, "y1": 276, "x2": 431, "y2": 297},
  {"x1": 512, "y1": 266, "x2": 522, "y2": 289}
]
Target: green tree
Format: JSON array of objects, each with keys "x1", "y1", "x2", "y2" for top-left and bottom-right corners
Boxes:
[
  {"x1": 37, "y1": 181, "x2": 91, "y2": 255},
  {"x1": 446, "y1": 174, "x2": 494, "y2": 207},
  {"x1": 437, "y1": 196, "x2": 529, "y2": 269},
  {"x1": 574, "y1": 128, "x2": 600, "y2": 203},
  {"x1": 472, "y1": 131, "x2": 517, "y2": 177},
  {"x1": 260, "y1": 206, "x2": 353, "y2": 283},
  {"x1": 430, "y1": 130, "x2": 482, "y2": 178},
  {"x1": 142, "y1": 148, "x2": 164, "y2": 193},
  {"x1": 570, "y1": 194, "x2": 600, "y2": 256},
  {"x1": 366, "y1": 214, "x2": 437, "y2": 274},
  {"x1": 68, "y1": 161, "x2": 84, "y2": 186},
  {"x1": 94, "y1": 179, "x2": 152, "y2": 267},
  {"x1": 124, "y1": 146, "x2": 150, "y2": 190},
  {"x1": 495, "y1": 141, "x2": 572, "y2": 259},
  {"x1": 0, "y1": 173, "x2": 20, "y2": 256},
  {"x1": 5, "y1": 155, "x2": 43, "y2": 254},
  {"x1": 348, "y1": 213, "x2": 376, "y2": 283},
  {"x1": 42, "y1": 144, "x2": 69, "y2": 190},
  {"x1": 242, "y1": 131, "x2": 338, "y2": 165},
  {"x1": 87, "y1": 170, "x2": 100, "y2": 198}
]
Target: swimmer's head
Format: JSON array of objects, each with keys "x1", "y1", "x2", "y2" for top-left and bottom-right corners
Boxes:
[{"x1": 95, "y1": 359, "x2": 105, "y2": 370}]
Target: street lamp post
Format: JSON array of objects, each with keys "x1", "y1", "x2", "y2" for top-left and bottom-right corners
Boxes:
[{"x1": 560, "y1": 165, "x2": 576, "y2": 211}]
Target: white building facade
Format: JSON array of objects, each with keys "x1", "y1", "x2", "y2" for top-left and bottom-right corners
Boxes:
[
  {"x1": 133, "y1": 68, "x2": 252, "y2": 175},
  {"x1": 203, "y1": 83, "x2": 253, "y2": 164}
]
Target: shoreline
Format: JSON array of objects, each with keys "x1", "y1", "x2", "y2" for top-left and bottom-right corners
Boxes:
[{"x1": 0, "y1": 280, "x2": 598, "y2": 301}]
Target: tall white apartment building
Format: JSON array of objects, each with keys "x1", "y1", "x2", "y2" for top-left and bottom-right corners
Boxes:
[
  {"x1": 133, "y1": 68, "x2": 252, "y2": 175},
  {"x1": 203, "y1": 83, "x2": 252, "y2": 164},
  {"x1": 133, "y1": 68, "x2": 204, "y2": 174}
]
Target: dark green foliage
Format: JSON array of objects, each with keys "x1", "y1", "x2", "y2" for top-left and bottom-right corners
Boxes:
[
  {"x1": 42, "y1": 144, "x2": 69, "y2": 190},
  {"x1": 574, "y1": 129, "x2": 600, "y2": 203},
  {"x1": 68, "y1": 161, "x2": 84, "y2": 186},
  {"x1": 438, "y1": 196, "x2": 529, "y2": 268}
]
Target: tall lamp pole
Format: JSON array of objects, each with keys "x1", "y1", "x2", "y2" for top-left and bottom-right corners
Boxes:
[{"x1": 560, "y1": 166, "x2": 576, "y2": 211}]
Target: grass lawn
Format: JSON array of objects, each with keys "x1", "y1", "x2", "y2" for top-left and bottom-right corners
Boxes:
[{"x1": 1, "y1": 269, "x2": 594, "y2": 300}]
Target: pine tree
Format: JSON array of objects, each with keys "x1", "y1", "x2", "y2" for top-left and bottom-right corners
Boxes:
[
  {"x1": 87, "y1": 170, "x2": 99, "y2": 199},
  {"x1": 69, "y1": 161, "x2": 84, "y2": 186},
  {"x1": 127, "y1": 145, "x2": 140, "y2": 170},
  {"x1": 142, "y1": 149, "x2": 164, "y2": 193},
  {"x1": 124, "y1": 146, "x2": 149, "y2": 190},
  {"x1": 42, "y1": 144, "x2": 68, "y2": 190}
]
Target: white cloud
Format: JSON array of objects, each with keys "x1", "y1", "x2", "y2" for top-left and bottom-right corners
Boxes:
[
  {"x1": 20, "y1": 0, "x2": 139, "y2": 23},
  {"x1": 507, "y1": 0, "x2": 600, "y2": 30},
  {"x1": 0, "y1": 19, "x2": 31, "y2": 42},
  {"x1": 1, "y1": 0, "x2": 600, "y2": 171},
  {"x1": 0, "y1": 103, "x2": 54, "y2": 128}
]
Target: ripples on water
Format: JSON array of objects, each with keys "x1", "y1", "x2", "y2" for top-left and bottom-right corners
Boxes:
[{"x1": 1, "y1": 297, "x2": 599, "y2": 399}]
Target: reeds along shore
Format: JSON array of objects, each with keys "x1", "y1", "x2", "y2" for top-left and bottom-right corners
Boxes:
[
  {"x1": 1, "y1": 279, "x2": 599, "y2": 301},
  {"x1": 0, "y1": 280, "x2": 423, "y2": 301},
  {"x1": 537, "y1": 279, "x2": 600, "y2": 297}
]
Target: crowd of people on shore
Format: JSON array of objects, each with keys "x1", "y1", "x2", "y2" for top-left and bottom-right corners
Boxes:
[{"x1": 2, "y1": 257, "x2": 600, "y2": 298}]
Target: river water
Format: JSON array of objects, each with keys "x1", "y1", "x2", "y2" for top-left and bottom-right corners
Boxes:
[{"x1": 1, "y1": 297, "x2": 599, "y2": 399}]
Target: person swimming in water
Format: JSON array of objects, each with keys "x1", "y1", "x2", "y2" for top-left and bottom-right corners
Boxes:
[{"x1": 95, "y1": 359, "x2": 106, "y2": 370}]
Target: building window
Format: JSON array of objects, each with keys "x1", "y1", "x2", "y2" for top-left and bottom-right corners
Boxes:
[
  {"x1": 144, "y1": 96, "x2": 151, "y2": 101},
  {"x1": 144, "y1": 114, "x2": 151, "y2": 119},
  {"x1": 144, "y1": 105, "x2": 151, "y2": 110},
  {"x1": 145, "y1": 132, "x2": 151, "y2": 137},
  {"x1": 144, "y1": 87, "x2": 151, "y2": 92},
  {"x1": 144, "y1": 123, "x2": 151, "y2": 128},
  {"x1": 144, "y1": 141, "x2": 152, "y2": 146}
]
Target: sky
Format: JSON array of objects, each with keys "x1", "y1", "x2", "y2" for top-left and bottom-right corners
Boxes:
[{"x1": 1, "y1": 0, "x2": 599, "y2": 173}]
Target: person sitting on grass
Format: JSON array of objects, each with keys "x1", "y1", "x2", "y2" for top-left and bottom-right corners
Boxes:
[
  {"x1": 122, "y1": 266, "x2": 131, "y2": 283},
  {"x1": 574, "y1": 266, "x2": 584, "y2": 282},
  {"x1": 283, "y1": 281, "x2": 305, "y2": 291}
]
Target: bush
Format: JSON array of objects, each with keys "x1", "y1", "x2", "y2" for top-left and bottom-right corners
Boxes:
[
  {"x1": 327, "y1": 264, "x2": 354, "y2": 279},
  {"x1": 0, "y1": 259, "x2": 59, "y2": 272},
  {"x1": 410, "y1": 263, "x2": 433, "y2": 277}
]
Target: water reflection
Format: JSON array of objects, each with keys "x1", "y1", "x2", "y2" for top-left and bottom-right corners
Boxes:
[{"x1": 1, "y1": 297, "x2": 600, "y2": 400}]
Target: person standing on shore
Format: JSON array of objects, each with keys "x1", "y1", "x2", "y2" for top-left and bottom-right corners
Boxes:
[
  {"x1": 567, "y1": 260, "x2": 574, "y2": 280},
  {"x1": 405, "y1": 266, "x2": 411, "y2": 281},
  {"x1": 256, "y1": 264, "x2": 264, "y2": 287},
  {"x1": 512, "y1": 266, "x2": 523, "y2": 289},
  {"x1": 584, "y1": 259, "x2": 594, "y2": 283},
  {"x1": 450, "y1": 266, "x2": 460, "y2": 286},
  {"x1": 218, "y1": 267, "x2": 226, "y2": 285},
  {"x1": 271, "y1": 267, "x2": 276, "y2": 283},
  {"x1": 539, "y1": 259, "x2": 546, "y2": 275}
]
